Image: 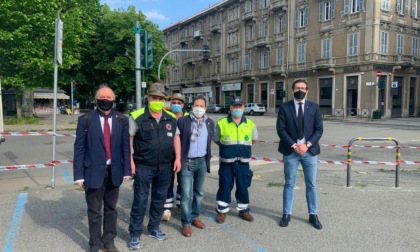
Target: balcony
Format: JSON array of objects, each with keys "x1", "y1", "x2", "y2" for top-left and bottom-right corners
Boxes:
[
  {"x1": 226, "y1": 44, "x2": 240, "y2": 53},
  {"x1": 245, "y1": 39, "x2": 256, "y2": 48},
  {"x1": 211, "y1": 74, "x2": 221, "y2": 82},
  {"x1": 394, "y1": 55, "x2": 418, "y2": 66},
  {"x1": 242, "y1": 10, "x2": 257, "y2": 21},
  {"x1": 194, "y1": 76, "x2": 203, "y2": 84},
  {"x1": 270, "y1": 65, "x2": 287, "y2": 75},
  {"x1": 312, "y1": 58, "x2": 336, "y2": 69},
  {"x1": 179, "y1": 36, "x2": 190, "y2": 45},
  {"x1": 274, "y1": 33, "x2": 286, "y2": 42},
  {"x1": 255, "y1": 36, "x2": 271, "y2": 47},
  {"x1": 210, "y1": 23, "x2": 221, "y2": 33},
  {"x1": 242, "y1": 69, "x2": 255, "y2": 78},
  {"x1": 183, "y1": 56, "x2": 195, "y2": 65},
  {"x1": 346, "y1": 55, "x2": 361, "y2": 63},
  {"x1": 271, "y1": 0, "x2": 288, "y2": 11}
]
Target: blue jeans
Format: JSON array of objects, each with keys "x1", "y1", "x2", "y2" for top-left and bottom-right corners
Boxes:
[
  {"x1": 180, "y1": 157, "x2": 207, "y2": 227},
  {"x1": 282, "y1": 152, "x2": 318, "y2": 215}
]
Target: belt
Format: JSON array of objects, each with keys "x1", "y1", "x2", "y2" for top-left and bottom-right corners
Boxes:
[
  {"x1": 187, "y1": 156, "x2": 205, "y2": 160},
  {"x1": 220, "y1": 157, "x2": 251, "y2": 163}
]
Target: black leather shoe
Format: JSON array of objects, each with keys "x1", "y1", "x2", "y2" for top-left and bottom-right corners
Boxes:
[
  {"x1": 309, "y1": 214, "x2": 323, "y2": 229},
  {"x1": 279, "y1": 214, "x2": 291, "y2": 227}
]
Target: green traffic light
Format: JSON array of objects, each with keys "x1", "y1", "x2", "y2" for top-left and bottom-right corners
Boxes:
[{"x1": 140, "y1": 31, "x2": 153, "y2": 69}]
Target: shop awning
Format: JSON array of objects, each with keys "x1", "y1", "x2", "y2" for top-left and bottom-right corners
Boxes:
[{"x1": 34, "y1": 93, "x2": 70, "y2": 99}]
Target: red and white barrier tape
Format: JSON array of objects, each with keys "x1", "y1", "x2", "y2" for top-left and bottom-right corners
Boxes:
[
  {"x1": 0, "y1": 131, "x2": 76, "y2": 137},
  {"x1": 0, "y1": 163, "x2": 55, "y2": 171}
]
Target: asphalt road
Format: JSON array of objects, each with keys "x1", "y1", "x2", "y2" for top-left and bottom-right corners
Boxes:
[{"x1": 0, "y1": 114, "x2": 419, "y2": 252}]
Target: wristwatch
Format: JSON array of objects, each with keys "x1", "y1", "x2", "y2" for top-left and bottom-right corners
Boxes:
[{"x1": 306, "y1": 141, "x2": 312, "y2": 148}]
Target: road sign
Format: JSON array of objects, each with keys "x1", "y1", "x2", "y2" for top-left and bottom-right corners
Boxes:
[
  {"x1": 391, "y1": 82, "x2": 398, "y2": 88},
  {"x1": 376, "y1": 70, "x2": 382, "y2": 77}
]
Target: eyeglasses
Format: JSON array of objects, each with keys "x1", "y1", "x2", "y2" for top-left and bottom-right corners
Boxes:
[{"x1": 171, "y1": 102, "x2": 183, "y2": 105}]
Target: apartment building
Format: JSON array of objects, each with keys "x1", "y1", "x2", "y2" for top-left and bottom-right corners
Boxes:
[{"x1": 162, "y1": 0, "x2": 420, "y2": 118}]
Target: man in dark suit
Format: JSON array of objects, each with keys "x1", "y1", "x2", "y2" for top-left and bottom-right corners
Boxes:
[
  {"x1": 276, "y1": 79, "x2": 324, "y2": 230},
  {"x1": 73, "y1": 85, "x2": 131, "y2": 252}
]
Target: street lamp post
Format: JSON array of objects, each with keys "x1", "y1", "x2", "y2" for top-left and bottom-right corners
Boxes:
[
  {"x1": 157, "y1": 49, "x2": 210, "y2": 81},
  {"x1": 134, "y1": 21, "x2": 142, "y2": 109}
]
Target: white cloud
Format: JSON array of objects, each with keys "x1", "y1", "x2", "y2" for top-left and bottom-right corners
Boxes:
[{"x1": 143, "y1": 10, "x2": 169, "y2": 22}]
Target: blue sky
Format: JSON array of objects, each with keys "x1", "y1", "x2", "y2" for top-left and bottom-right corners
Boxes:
[{"x1": 100, "y1": 0, "x2": 222, "y2": 30}]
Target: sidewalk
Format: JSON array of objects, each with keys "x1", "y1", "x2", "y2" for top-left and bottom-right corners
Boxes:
[
  {"x1": 3, "y1": 113, "x2": 83, "y2": 132},
  {"x1": 4, "y1": 112, "x2": 420, "y2": 132}
]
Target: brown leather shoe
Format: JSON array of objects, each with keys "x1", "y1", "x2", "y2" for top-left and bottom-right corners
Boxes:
[
  {"x1": 192, "y1": 219, "x2": 206, "y2": 229},
  {"x1": 216, "y1": 212, "x2": 227, "y2": 223},
  {"x1": 239, "y1": 212, "x2": 254, "y2": 222},
  {"x1": 182, "y1": 226, "x2": 192, "y2": 237}
]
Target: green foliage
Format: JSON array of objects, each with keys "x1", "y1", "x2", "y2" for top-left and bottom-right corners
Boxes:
[
  {"x1": 0, "y1": 1, "x2": 170, "y2": 110},
  {"x1": 267, "y1": 182, "x2": 284, "y2": 188},
  {"x1": 4, "y1": 116, "x2": 40, "y2": 125},
  {"x1": 79, "y1": 5, "x2": 168, "y2": 105},
  {"x1": 0, "y1": 0, "x2": 101, "y2": 90}
]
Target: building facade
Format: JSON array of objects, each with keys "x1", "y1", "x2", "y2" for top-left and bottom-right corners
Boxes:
[{"x1": 162, "y1": 0, "x2": 420, "y2": 118}]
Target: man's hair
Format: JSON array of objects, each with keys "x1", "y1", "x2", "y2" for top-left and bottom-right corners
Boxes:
[
  {"x1": 292, "y1": 79, "x2": 308, "y2": 90},
  {"x1": 95, "y1": 84, "x2": 116, "y2": 100},
  {"x1": 193, "y1": 96, "x2": 207, "y2": 106}
]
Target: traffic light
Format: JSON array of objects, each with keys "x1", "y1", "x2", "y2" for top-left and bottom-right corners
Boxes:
[
  {"x1": 378, "y1": 78, "x2": 386, "y2": 89},
  {"x1": 203, "y1": 45, "x2": 210, "y2": 60},
  {"x1": 141, "y1": 31, "x2": 153, "y2": 69}
]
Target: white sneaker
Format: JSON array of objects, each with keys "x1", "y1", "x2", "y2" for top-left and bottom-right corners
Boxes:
[{"x1": 161, "y1": 210, "x2": 171, "y2": 221}]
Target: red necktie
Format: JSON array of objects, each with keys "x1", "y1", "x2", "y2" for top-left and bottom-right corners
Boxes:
[{"x1": 104, "y1": 115, "x2": 111, "y2": 160}]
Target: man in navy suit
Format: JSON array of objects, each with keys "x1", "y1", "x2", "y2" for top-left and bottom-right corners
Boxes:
[
  {"x1": 276, "y1": 79, "x2": 324, "y2": 230},
  {"x1": 73, "y1": 85, "x2": 131, "y2": 252}
]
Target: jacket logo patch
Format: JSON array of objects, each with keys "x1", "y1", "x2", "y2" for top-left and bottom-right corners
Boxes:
[
  {"x1": 166, "y1": 124, "x2": 172, "y2": 131},
  {"x1": 224, "y1": 136, "x2": 230, "y2": 141},
  {"x1": 245, "y1": 135, "x2": 249, "y2": 141}
]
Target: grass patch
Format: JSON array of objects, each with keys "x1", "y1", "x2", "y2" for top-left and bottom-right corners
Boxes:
[
  {"x1": 379, "y1": 168, "x2": 393, "y2": 172},
  {"x1": 401, "y1": 168, "x2": 420, "y2": 172},
  {"x1": 4, "y1": 116, "x2": 40, "y2": 125},
  {"x1": 19, "y1": 186, "x2": 29, "y2": 191},
  {"x1": 356, "y1": 182, "x2": 367, "y2": 187},
  {"x1": 267, "y1": 182, "x2": 284, "y2": 188}
]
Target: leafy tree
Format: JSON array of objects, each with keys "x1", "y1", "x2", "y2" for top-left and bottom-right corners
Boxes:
[
  {"x1": 79, "y1": 5, "x2": 171, "y2": 110},
  {"x1": 0, "y1": 0, "x2": 100, "y2": 117}
]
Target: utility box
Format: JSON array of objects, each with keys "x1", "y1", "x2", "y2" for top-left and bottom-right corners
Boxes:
[{"x1": 372, "y1": 110, "x2": 381, "y2": 119}]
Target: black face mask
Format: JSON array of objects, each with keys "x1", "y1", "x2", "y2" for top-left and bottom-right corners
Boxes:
[
  {"x1": 97, "y1": 99, "x2": 114, "y2": 111},
  {"x1": 294, "y1": 90, "x2": 306, "y2": 100}
]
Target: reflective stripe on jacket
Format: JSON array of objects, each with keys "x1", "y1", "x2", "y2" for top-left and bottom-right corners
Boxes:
[{"x1": 218, "y1": 116, "x2": 254, "y2": 163}]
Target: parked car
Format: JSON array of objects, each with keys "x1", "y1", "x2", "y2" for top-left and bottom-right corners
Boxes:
[
  {"x1": 244, "y1": 103, "x2": 266, "y2": 115},
  {"x1": 219, "y1": 104, "x2": 231, "y2": 114},
  {"x1": 207, "y1": 104, "x2": 222, "y2": 113}
]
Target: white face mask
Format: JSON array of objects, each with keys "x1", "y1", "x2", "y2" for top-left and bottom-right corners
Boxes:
[{"x1": 192, "y1": 107, "x2": 205, "y2": 118}]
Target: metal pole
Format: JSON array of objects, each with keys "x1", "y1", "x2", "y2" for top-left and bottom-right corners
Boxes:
[
  {"x1": 394, "y1": 139, "x2": 400, "y2": 188},
  {"x1": 0, "y1": 77, "x2": 3, "y2": 133},
  {"x1": 135, "y1": 21, "x2": 142, "y2": 109},
  {"x1": 71, "y1": 80, "x2": 74, "y2": 120},
  {"x1": 158, "y1": 49, "x2": 210, "y2": 80},
  {"x1": 51, "y1": 15, "x2": 61, "y2": 188},
  {"x1": 346, "y1": 138, "x2": 356, "y2": 187}
]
